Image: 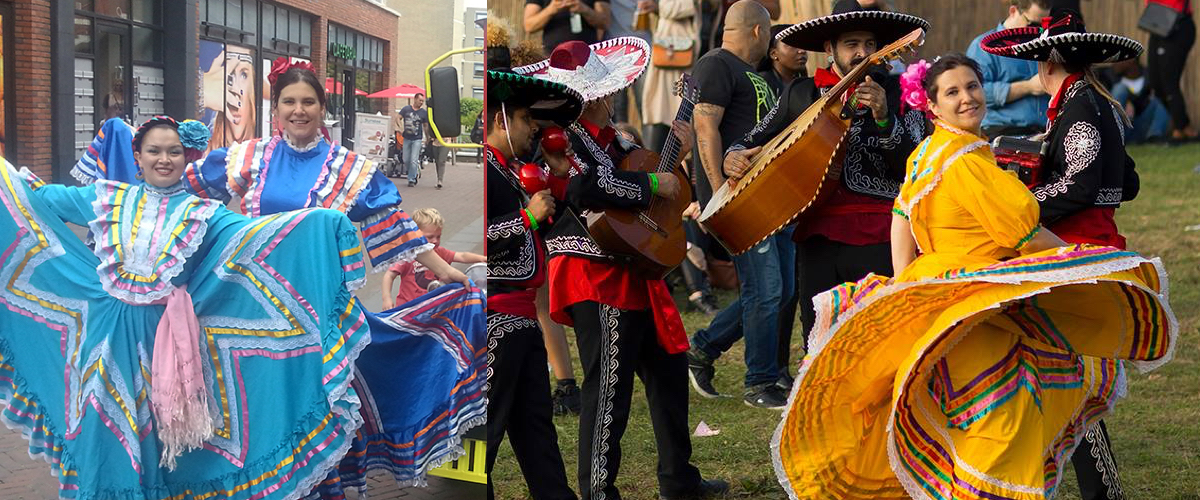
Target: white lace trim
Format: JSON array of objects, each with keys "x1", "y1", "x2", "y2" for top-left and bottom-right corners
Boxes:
[
  {"x1": 900, "y1": 138, "x2": 988, "y2": 215},
  {"x1": 88, "y1": 181, "x2": 221, "y2": 305},
  {"x1": 284, "y1": 134, "x2": 326, "y2": 153}
]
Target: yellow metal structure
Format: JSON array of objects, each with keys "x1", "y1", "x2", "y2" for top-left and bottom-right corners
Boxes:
[
  {"x1": 425, "y1": 47, "x2": 485, "y2": 149},
  {"x1": 428, "y1": 438, "x2": 487, "y2": 484}
]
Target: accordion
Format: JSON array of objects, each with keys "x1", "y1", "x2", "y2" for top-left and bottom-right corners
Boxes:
[{"x1": 991, "y1": 135, "x2": 1046, "y2": 188}]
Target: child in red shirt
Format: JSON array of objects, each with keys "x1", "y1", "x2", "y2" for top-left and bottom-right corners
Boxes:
[{"x1": 381, "y1": 208, "x2": 486, "y2": 309}]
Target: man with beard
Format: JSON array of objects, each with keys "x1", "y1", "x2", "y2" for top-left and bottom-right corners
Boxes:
[
  {"x1": 485, "y1": 53, "x2": 584, "y2": 498},
  {"x1": 515, "y1": 37, "x2": 728, "y2": 500},
  {"x1": 713, "y1": 0, "x2": 931, "y2": 370}
]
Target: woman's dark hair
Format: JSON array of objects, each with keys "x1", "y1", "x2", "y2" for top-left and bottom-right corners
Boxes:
[
  {"x1": 133, "y1": 122, "x2": 179, "y2": 153},
  {"x1": 271, "y1": 67, "x2": 326, "y2": 108},
  {"x1": 758, "y1": 24, "x2": 792, "y2": 72},
  {"x1": 922, "y1": 52, "x2": 984, "y2": 99}
]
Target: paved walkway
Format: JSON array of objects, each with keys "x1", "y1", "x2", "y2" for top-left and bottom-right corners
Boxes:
[{"x1": 0, "y1": 157, "x2": 486, "y2": 499}]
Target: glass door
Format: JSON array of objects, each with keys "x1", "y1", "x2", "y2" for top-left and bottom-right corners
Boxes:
[{"x1": 94, "y1": 22, "x2": 132, "y2": 128}]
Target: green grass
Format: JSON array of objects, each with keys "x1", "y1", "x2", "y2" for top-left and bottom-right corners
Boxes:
[{"x1": 491, "y1": 143, "x2": 1200, "y2": 499}]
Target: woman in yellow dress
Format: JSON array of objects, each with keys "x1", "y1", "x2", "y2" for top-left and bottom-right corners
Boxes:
[{"x1": 772, "y1": 53, "x2": 1176, "y2": 500}]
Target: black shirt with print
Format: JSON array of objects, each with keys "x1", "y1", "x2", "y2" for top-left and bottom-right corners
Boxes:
[{"x1": 690, "y1": 47, "x2": 778, "y2": 205}]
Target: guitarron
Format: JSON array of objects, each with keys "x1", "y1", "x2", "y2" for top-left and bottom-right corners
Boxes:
[{"x1": 698, "y1": 28, "x2": 924, "y2": 255}]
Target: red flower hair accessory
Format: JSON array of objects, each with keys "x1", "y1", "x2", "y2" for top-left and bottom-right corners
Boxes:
[{"x1": 267, "y1": 56, "x2": 316, "y2": 87}]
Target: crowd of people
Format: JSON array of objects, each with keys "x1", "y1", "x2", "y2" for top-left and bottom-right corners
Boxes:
[
  {"x1": 490, "y1": 0, "x2": 1184, "y2": 499},
  {"x1": 0, "y1": 59, "x2": 486, "y2": 498}
]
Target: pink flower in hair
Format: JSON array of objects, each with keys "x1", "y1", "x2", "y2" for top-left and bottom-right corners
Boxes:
[{"x1": 900, "y1": 59, "x2": 932, "y2": 118}]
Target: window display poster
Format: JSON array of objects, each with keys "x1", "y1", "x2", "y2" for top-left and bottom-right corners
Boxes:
[
  {"x1": 355, "y1": 112, "x2": 390, "y2": 164},
  {"x1": 199, "y1": 40, "x2": 257, "y2": 153},
  {"x1": 263, "y1": 57, "x2": 311, "y2": 139}
]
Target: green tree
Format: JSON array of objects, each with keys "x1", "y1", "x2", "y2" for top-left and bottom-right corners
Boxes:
[{"x1": 460, "y1": 98, "x2": 483, "y2": 133}]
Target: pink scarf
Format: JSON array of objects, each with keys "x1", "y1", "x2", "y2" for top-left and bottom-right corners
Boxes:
[{"x1": 151, "y1": 285, "x2": 214, "y2": 470}]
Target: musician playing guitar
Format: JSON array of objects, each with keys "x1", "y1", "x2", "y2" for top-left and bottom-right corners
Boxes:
[
  {"x1": 722, "y1": 0, "x2": 930, "y2": 357},
  {"x1": 514, "y1": 38, "x2": 727, "y2": 500}
]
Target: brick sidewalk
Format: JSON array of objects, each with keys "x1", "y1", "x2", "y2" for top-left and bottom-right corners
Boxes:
[{"x1": 0, "y1": 157, "x2": 486, "y2": 498}]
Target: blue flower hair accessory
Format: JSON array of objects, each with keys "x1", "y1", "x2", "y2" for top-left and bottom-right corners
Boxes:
[
  {"x1": 177, "y1": 120, "x2": 211, "y2": 156},
  {"x1": 133, "y1": 116, "x2": 212, "y2": 162}
]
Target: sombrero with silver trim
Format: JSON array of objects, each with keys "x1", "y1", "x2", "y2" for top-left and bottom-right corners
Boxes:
[
  {"x1": 980, "y1": 8, "x2": 1142, "y2": 64},
  {"x1": 513, "y1": 37, "x2": 650, "y2": 103},
  {"x1": 777, "y1": 0, "x2": 929, "y2": 53},
  {"x1": 487, "y1": 69, "x2": 584, "y2": 127}
]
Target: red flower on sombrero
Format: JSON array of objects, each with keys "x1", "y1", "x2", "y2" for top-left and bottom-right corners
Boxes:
[
  {"x1": 513, "y1": 37, "x2": 650, "y2": 103},
  {"x1": 980, "y1": 8, "x2": 1142, "y2": 64}
]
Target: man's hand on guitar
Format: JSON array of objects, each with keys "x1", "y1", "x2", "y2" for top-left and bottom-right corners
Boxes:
[
  {"x1": 527, "y1": 189, "x2": 556, "y2": 222},
  {"x1": 653, "y1": 173, "x2": 681, "y2": 200},
  {"x1": 855, "y1": 76, "x2": 889, "y2": 122},
  {"x1": 670, "y1": 119, "x2": 695, "y2": 160},
  {"x1": 723, "y1": 146, "x2": 761, "y2": 181}
]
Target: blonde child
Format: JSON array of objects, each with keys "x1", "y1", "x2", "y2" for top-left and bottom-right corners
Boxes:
[{"x1": 381, "y1": 208, "x2": 486, "y2": 309}]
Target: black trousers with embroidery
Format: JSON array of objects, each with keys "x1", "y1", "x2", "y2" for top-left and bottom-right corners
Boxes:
[
  {"x1": 570, "y1": 301, "x2": 702, "y2": 500},
  {"x1": 1072, "y1": 420, "x2": 1125, "y2": 500},
  {"x1": 485, "y1": 312, "x2": 576, "y2": 500}
]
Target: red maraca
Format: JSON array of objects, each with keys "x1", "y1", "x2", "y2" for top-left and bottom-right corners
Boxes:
[
  {"x1": 516, "y1": 161, "x2": 549, "y2": 195},
  {"x1": 540, "y1": 127, "x2": 583, "y2": 176},
  {"x1": 515, "y1": 161, "x2": 555, "y2": 226}
]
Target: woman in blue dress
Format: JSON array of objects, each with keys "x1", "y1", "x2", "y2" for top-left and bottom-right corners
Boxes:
[
  {"x1": 0, "y1": 116, "x2": 376, "y2": 499},
  {"x1": 74, "y1": 59, "x2": 487, "y2": 493}
]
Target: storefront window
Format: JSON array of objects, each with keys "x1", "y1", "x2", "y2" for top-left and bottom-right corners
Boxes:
[
  {"x1": 133, "y1": 26, "x2": 160, "y2": 62},
  {"x1": 131, "y1": 0, "x2": 161, "y2": 24},
  {"x1": 327, "y1": 24, "x2": 387, "y2": 145},
  {"x1": 75, "y1": 16, "x2": 93, "y2": 54},
  {"x1": 88, "y1": 0, "x2": 132, "y2": 20}
]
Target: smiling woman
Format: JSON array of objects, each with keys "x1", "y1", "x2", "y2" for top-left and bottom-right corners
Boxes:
[{"x1": 922, "y1": 53, "x2": 986, "y2": 136}]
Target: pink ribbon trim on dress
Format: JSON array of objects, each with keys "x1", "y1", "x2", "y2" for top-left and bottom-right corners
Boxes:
[{"x1": 150, "y1": 285, "x2": 214, "y2": 470}]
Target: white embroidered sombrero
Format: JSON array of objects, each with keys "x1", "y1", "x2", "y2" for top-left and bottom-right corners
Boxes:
[
  {"x1": 777, "y1": 0, "x2": 929, "y2": 53},
  {"x1": 981, "y1": 8, "x2": 1142, "y2": 64},
  {"x1": 513, "y1": 37, "x2": 650, "y2": 103}
]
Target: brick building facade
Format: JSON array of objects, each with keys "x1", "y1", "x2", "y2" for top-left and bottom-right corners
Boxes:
[{"x1": 0, "y1": 0, "x2": 400, "y2": 182}]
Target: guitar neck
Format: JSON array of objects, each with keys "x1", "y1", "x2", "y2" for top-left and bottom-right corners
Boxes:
[{"x1": 656, "y1": 98, "x2": 695, "y2": 173}]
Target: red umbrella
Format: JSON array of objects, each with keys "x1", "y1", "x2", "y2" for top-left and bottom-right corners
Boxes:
[
  {"x1": 324, "y1": 77, "x2": 368, "y2": 96},
  {"x1": 365, "y1": 83, "x2": 426, "y2": 99}
]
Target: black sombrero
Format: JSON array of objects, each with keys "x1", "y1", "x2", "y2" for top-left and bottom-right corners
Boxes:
[
  {"x1": 776, "y1": 0, "x2": 929, "y2": 53},
  {"x1": 980, "y1": 8, "x2": 1141, "y2": 64},
  {"x1": 487, "y1": 69, "x2": 584, "y2": 127}
]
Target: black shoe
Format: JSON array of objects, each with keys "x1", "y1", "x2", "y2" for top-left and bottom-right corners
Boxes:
[
  {"x1": 743, "y1": 383, "x2": 788, "y2": 410},
  {"x1": 686, "y1": 347, "x2": 721, "y2": 398},
  {"x1": 660, "y1": 479, "x2": 730, "y2": 500},
  {"x1": 775, "y1": 373, "x2": 794, "y2": 392},
  {"x1": 551, "y1": 381, "x2": 581, "y2": 416}
]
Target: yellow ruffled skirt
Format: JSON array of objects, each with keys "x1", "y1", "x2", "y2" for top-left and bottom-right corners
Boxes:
[{"x1": 773, "y1": 245, "x2": 1175, "y2": 500}]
